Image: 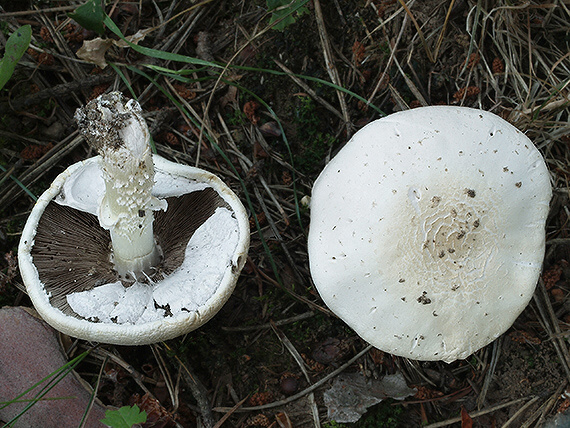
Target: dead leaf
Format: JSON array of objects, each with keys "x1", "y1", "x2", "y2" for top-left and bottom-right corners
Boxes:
[
  {"x1": 113, "y1": 28, "x2": 152, "y2": 48},
  {"x1": 461, "y1": 407, "x2": 473, "y2": 428},
  {"x1": 243, "y1": 100, "x2": 260, "y2": 125},
  {"x1": 275, "y1": 411, "x2": 293, "y2": 428},
  {"x1": 259, "y1": 121, "x2": 281, "y2": 137},
  {"x1": 219, "y1": 85, "x2": 238, "y2": 109},
  {"x1": 76, "y1": 37, "x2": 113, "y2": 68},
  {"x1": 323, "y1": 372, "x2": 416, "y2": 423}
]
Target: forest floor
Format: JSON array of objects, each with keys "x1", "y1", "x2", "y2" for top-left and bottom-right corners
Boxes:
[{"x1": 1, "y1": 0, "x2": 570, "y2": 427}]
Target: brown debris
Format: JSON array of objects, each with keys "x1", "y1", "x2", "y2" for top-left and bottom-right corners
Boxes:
[
  {"x1": 352, "y1": 40, "x2": 366, "y2": 66},
  {"x1": 492, "y1": 57, "x2": 505, "y2": 74},
  {"x1": 543, "y1": 264, "x2": 563, "y2": 290},
  {"x1": 172, "y1": 83, "x2": 197, "y2": 101},
  {"x1": 20, "y1": 142, "x2": 54, "y2": 160},
  {"x1": 253, "y1": 141, "x2": 269, "y2": 159},
  {"x1": 155, "y1": 131, "x2": 181, "y2": 147},
  {"x1": 551, "y1": 288, "x2": 565, "y2": 303},
  {"x1": 248, "y1": 391, "x2": 273, "y2": 406},
  {"x1": 509, "y1": 330, "x2": 542, "y2": 345},
  {"x1": 0, "y1": 252, "x2": 17, "y2": 294},
  {"x1": 312, "y1": 337, "x2": 351, "y2": 365},
  {"x1": 244, "y1": 100, "x2": 261, "y2": 125},
  {"x1": 413, "y1": 385, "x2": 445, "y2": 400},
  {"x1": 462, "y1": 52, "x2": 480, "y2": 69},
  {"x1": 249, "y1": 211, "x2": 267, "y2": 229},
  {"x1": 245, "y1": 414, "x2": 271, "y2": 427},
  {"x1": 130, "y1": 392, "x2": 176, "y2": 427},
  {"x1": 39, "y1": 26, "x2": 53, "y2": 43},
  {"x1": 453, "y1": 86, "x2": 480, "y2": 101},
  {"x1": 89, "y1": 84, "x2": 111, "y2": 101},
  {"x1": 558, "y1": 398, "x2": 570, "y2": 414},
  {"x1": 281, "y1": 170, "x2": 292, "y2": 186}
]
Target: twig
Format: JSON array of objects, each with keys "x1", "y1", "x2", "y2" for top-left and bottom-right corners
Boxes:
[
  {"x1": 221, "y1": 311, "x2": 315, "y2": 332},
  {"x1": 423, "y1": 396, "x2": 536, "y2": 428},
  {"x1": 546, "y1": 238, "x2": 570, "y2": 245},
  {"x1": 150, "y1": 344, "x2": 179, "y2": 413},
  {"x1": 270, "y1": 322, "x2": 320, "y2": 427},
  {"x1": 255, "y1": 266, "x2": 334, "y2": 317},
  {"x1": 212, "y1": 344, "x2": 374, "y2": 413},
  {"x1": 177, "y1": 353, "x2": 216, "y2": 428},
  {"x1": 0, "y1": 133, "x2": 83, "y2": 209},
  {"x1": 212, "y1": 396, "x2": 249, "y2": 428},
  {"x1": 501, "y1": 395, "x2": 540, "y2": 428},
  {"x1": 520, "y1": 382, "x2": 566, "y2": 428},
  {"x1": 0, "y1": 5, "x2": 76, "y2": 17},
  {"x1": 367, "y1": 13, "x2": 408, "y2": 104},
  {"x1": 396, "y1": 0, "x2": 434, "y2": 62}
]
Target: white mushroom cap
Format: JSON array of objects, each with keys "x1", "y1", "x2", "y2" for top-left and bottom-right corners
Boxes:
[
  {"x1": 308, "y1": 106, "x2": 551, "y2": 363},
  {"x1": 18, "y1": 155, "x2": 250, "y2": 345}
]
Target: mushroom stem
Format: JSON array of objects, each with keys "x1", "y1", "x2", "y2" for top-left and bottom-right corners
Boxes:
[{"x1": 75, "y1": 92, "x2": 166, "y2": 280}]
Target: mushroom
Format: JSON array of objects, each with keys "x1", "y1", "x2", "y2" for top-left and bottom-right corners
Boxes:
[
  {"x1": 18, "y1": 92, "x2": 250, "y2": 345},
  {"x1": 307, "y1": 106, "x2": 551, "y2": 363}
]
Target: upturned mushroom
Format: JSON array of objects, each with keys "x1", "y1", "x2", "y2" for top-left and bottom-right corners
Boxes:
[
  {"x1": 18, "y1": 92, "x2": 250, "y2": 345},
  {"x1": 308, "y1": 106, "x2": 551, "y2": 363}
]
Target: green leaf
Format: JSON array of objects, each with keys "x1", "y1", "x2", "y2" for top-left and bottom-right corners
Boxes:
[
  {"x1": 100, "y1": 405, "x2": 147, "y2": 428},
  {"x1": 0, "y1": 25, "x2": 32, "y2": 91},
  {"x1": 68, "y1": 0, "x2": 105, "y2": 35},
  {"x1": 267, "y1": 0, "x2": 309, "y2": 31}
]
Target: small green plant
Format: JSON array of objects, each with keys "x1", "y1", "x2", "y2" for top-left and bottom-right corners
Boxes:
[
  {"x1": 100, "y1": 405, "x2": 147, "y2": 428},
  {"x1": 68, "y1": 0, "x2": 105, "y2": 35},
  {"x1": 267, "y1": 0, "x2": 309, "y2": 31},
  {"x1": 0, "y1": 25, "x2": 32, "y2": 91},
  {"x1": 227, "y1": 108, "x2": 247, "y2": 127}
]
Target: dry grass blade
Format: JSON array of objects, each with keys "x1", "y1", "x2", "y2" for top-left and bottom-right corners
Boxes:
[
  {"x1": 501, "y1": 396, "x2": 540, "y2": 428},
  {"x1": 396, "y1": 0, "x2": 434, "y2": 62},
  {"x1": 270, "y1": 322, "x2": 320, "y2": 427},
  {"x1": 476, "y1": 338, "x2": 502, "y2": 409},
  {"x1": 520, "y1": 381, "x2": 567, "y2": 428},
  {"x1": 222, "y1": 311, "x2": 314, "y2": 332},
  {"x1": 273, "y1": 59, "x2": 344, "y2": 120},
  {"x1": 150, "y1": 344, "x2": 179, "y2": 413},
  {"x1": 313, "y1": 0, "x2": 351, "y2": 134},
  {"x1": 212, "y1": 396, "x2": 249, "y2": 428}
]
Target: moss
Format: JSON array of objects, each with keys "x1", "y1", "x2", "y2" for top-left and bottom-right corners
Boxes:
[
  {"x1": 354, "y1": 401, "x2": 404, "y2": 428},
  {"x1": 292, "y1": 95, "x2": 336, "y2": 175}
]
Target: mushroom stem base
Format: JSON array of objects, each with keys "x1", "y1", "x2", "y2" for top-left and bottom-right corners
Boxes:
[{"x1": 110, "y1": 230, "x2": 162, "y2": 281}]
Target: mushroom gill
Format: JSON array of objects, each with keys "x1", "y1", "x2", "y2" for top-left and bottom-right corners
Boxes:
[{"x1": 31, "y1": 188, "x2": 228, "y2": 318}]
